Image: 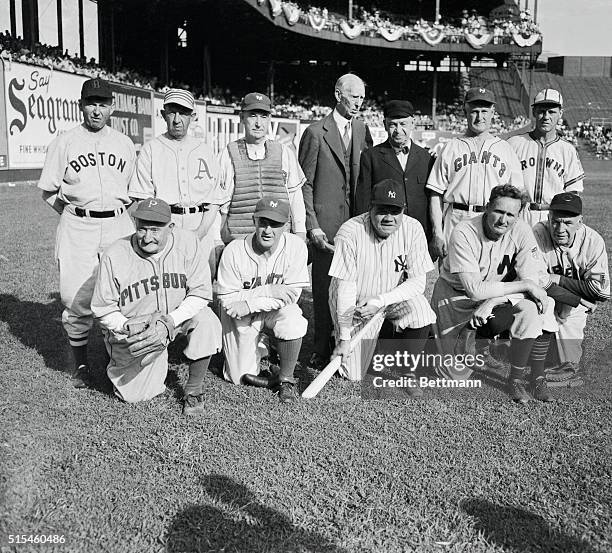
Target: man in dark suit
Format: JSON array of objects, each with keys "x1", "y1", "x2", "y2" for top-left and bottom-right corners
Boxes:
[
  {"x1": 355, "y1": 100, "x2": 435, "y2": 241},
  {"x1": 299, "y1": 73, "x2": 373, "y2": 370}
]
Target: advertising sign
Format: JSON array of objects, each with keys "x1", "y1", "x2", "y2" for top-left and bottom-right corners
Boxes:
[{"x1": 107, "y1": 83, "x2": 153, "y2": 149}]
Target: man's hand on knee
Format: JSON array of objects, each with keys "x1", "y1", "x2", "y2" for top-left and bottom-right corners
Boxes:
[
  {"x1": 225, "y1": 301, "x2": 251, "y2": 319},
  {"x1": 125, "y1": 313, "x2": 173, "y2": 365}
]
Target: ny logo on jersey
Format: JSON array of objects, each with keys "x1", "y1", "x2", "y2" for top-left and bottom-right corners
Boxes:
[
  {"x1": 497, "y1": 252, "x2": 518, "y2": 281},
  {"x1": 394, "y1": 255, "x2": 410, "y2": 283},
  {"x1": 388, "y1": 191, "x2": 396, "y2": 198},
  {"x1": 195, "y1": 158, "x2": 213, "y2": 180}
]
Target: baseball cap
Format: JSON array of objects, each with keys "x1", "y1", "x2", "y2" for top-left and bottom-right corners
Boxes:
[
  {"x1": 164, "y1": 88, "x2": 195, "y2": 110},
  {"x1": 532, "y1": 88, "x2": 563, "y2": 108},
  {"x1": 464, "y1": 87, "x2": 496, "y2": 105},
  {"x1": 81, "y1": 78, "x2": 113, "y2": 99},
  {"x1": 133, "y1": 198, "x2": 172, "y2": 224},
  {"x1": 253, "y1": 197, "x2": 290, "y2": 223},
  {"x1": 370, "y1": 179, "x2": 405, "y2": 208},
  {"x1": 241, "y1": 92, "x2": 272, "y2": 113},
  {"x1": 384, "y1": 100, "x2": 415, "y2": 119},
  {"x1": 549, "y1": 192, "x2": 582, "y2": 215}
]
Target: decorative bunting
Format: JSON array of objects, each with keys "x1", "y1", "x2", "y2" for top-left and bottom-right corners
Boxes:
[
  {"x1": 308, "y1": 11, "x2": 327, "y2": 31},
  {"x1": 269, "y1": 0, "x2": 282, "y2": 17},
  {"x1": 513, "y1": 32, "x2": 540, "y2": 47},
  {"x1": 283, "y1": 4, "x2": 301, "y2": 25},
  {"x1": 464, "y1": 30, "x2": 492, "y2": 49},
  {"x1": 378, "y1": 27, "x2": 404, "y2": 42},
  {"x1": 340, "y1": 20, "x2": 364, "y2": 39},
  {"x1": 419, "y1": 27, "x2": 445, "y2": 46}
]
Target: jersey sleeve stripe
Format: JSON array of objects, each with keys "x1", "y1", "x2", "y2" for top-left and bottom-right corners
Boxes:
[{"x1": 564, "y1": 175, "x2": 584, "y2": 187}]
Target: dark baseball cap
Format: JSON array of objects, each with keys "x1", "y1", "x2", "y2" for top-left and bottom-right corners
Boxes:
[
  {"x1": 133, "y1": 198, "x2": 172, "y2": 224},
  {"x1": 384, "y1": 100, "x2": 415, "y2": 119},
  {"x1": 549, "y1": 192, "x2": 582, "y2": 215},
  {"x1": 370, "y1": 179, "x2": 405, "y2": 208},
  {"x1": 81, "y1": 78, "x2": 113, "y2": 99},
  {"x1": 241, "y1": 92, "x2": 272, "y2": 113},
  {"x1": 254, "y1": 197, "x2": 290, "y2": 223},
  {"x1": 464, "y1": 87, "x2": 495, "y2": 105}
]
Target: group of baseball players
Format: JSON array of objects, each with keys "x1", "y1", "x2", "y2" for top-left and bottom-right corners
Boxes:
[{"x1": 38, "y1": 74, "x2": 609, "y2": 413}]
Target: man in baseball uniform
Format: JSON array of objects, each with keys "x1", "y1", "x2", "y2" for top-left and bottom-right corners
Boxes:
[
  {"x1": 91, "y1": 199, "x2": 222, "y2": 413},
  {"x1": 431, "y1": 184, "x2": 558, "y2": 403},
  {"x1": 130, "y1": 88, "x2": 223, "y2": 241},
  {"x1": 533, "y1": 193, "x2": 610, "y2": 384},
  {"x1": 216, "y1": 198, "x2": 309, "y2": 403},
  {"x1": 329, "y1": 179, "x2": 436, "y2": 385},
  {"x1": 508, "y1": 89, "x2": 584, "y2": 227},
  {"x1": 217, "y1": 93, "x2": 306, "y2": 243},
  {"x1": 38, "y1": 78, "x2": 137, "y2": 387},
  {"x1": 427, "y1": 87, "x2": 524, "y2": 260}
]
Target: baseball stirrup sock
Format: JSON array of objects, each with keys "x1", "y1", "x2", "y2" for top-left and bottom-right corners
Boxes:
[
  {"x1": 185, "y1": 356, "x2": 211, "y2": 396},
  {"x1": 509, "y1": 338, "x2": 534, "y2": 368},
  {"x1": 276, "y1": 338, "x2": 302, "y2": 381},
  {"x1": 528, "y1": 332, "x2": 553, "y2": 380},
  {"x1": 70, "y1": 344, "x2": 88, "y2": 368}
]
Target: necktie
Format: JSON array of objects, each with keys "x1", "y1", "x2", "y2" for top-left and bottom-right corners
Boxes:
[
  {"x1": 342, "y1": 123, "x2": 351, "y2": 149},
  {"x1": 393, "y1": 145, "x2": 410, "y2": 155}
]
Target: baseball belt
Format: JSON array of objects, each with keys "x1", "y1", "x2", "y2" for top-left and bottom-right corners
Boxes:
[
  {"x1": 452, "y1": 202, "x2": 486, "y2": 213},
  {"x1": 170, "y1": 203, "x2": 209, "y2": 215},
  {"x1": 74, "y1": 206, "x2": 125, "y2": 218},
  {"x1": 529, "y1": 202, "x2": 550, "y2": 211}
]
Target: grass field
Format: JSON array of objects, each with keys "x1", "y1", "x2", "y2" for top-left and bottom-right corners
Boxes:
[{"x1": 1, "y1": 161, "x2": 611, "y2": 553}]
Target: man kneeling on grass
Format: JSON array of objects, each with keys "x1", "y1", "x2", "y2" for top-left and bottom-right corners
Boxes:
[
  {"x1": 533, "y1": 192, "x2": 610, "y2": 386},
  {"x1": 91, "y1": 198, "x2": 222, "y2": 413},
  {"x1": 216, "y1": 198, "x2": 310, "y2": 403},
  {"x1": 431, "y1": 184, "x2": 559, "y2": 403}
]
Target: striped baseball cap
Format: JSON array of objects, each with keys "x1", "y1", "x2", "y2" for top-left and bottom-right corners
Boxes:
[
  {"x1": 163, "y1": 88, "x2": 195, "y2": 110},
  {"x1": 532, "y1": 88, "x2": 563, "y2": 107}
]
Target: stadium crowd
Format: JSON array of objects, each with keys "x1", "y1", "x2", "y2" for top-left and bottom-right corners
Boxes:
[{"x1": 575, "y1": 121, "x2": 612, "y2": 160}]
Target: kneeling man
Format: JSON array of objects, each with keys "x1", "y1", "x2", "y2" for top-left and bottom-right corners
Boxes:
[
  {"x1": 533, "y1": 193, "x2": 610, "y2": 383},
  {"x1": 329, "y1": 178, "x2": 436, "y2": 384},
  {"x1": 216, "y1": 197, "x2": 309, "y2": 403},
  {"x1": 431, "y1": 184, "x2": 558, "y2": 402},
  {"x1": 92, "y1": 198, "x2": 222, "y2": 413}
]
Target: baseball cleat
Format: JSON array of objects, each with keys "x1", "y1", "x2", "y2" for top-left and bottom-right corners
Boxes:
[
  {"x1": 546, "y1": 362, "x2": 579, "y2": 382},
  {"x1": 508, "y1": 378, "x2": 530, "y2": 404},
  {"x1": 277, "y1": 382, "x2": 297, "y2": 403},
  {"x1": 531, "y1": 377, "x2": 554, "y2": 402},
  {"x1": 182, "y1": 394, "x2": 205, "y2": 416},
  {"x1": 241, "y1": 373, "x2": 274, "y2": 388},
  {"x1": 71, "y1": 364, "x2": 89, "y2": 388}
]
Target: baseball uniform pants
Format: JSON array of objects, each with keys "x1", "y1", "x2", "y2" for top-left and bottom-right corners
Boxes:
[
  {"x1": 55, "y1": 208, "x2": 134, "y2": 346},
  {"x1": 104, "y1": 306, "x2": 222, "y2": 403},
  {"x1": 329, "y1": 295, "x2": 436, "y2": 381},
  {"x1": 554, "y1": 303, "x2": 588, "y2": 364},
  {"x1": 221, "y1": 303, "x2": 308, "y2": 385},
  {"x1": 431, "y1": 277, "x2": 558, "y2": 380}
]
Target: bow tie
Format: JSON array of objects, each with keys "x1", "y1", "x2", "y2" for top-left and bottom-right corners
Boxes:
[{"x1": 393, "y1": 146, "x2": 410, "y2": 155}]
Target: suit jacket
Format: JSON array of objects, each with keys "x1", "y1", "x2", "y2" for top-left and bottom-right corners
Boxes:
[
  {"x1": 299, "y1": 113, "x2": 373, "y2": 240},
  {"x1": 355, "y1": 140, "x2": 435, "y2": 238}
]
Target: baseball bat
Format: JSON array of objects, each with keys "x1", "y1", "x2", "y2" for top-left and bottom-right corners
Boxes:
[{"x1": 302, "y1": 310, "x2": 385, "y2": 399}]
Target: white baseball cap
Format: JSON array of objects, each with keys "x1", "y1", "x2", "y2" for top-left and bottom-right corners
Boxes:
[
  {"x1": 532, "y1": 88, "x2": 563, "y2": 108},
  {"x1": 163, "y1": 88, "x2": 195, "y2": 110}
]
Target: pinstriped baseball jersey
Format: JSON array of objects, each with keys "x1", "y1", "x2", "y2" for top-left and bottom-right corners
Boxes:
[
  {"x1": 216, "y1": 233, "x2": 310, "y2": 299},
  {"x1": 441, "y1": 215, "x2": 544, "y2": 291},
  {"x1": 38, "y1": 124, "x2": 136, "y2": 210},
  {"x1": 92, "y1": 229, "x2": 214, "y2": 320},
  {"x1": 508, "y1": 132, "x2": 584, "y2": 224},
  {"x1": 129, "y1": 134, "x2": 222, "y2": 205},
  {"x1": 329, "y1": 213, "x2": 434, "y2": 304},
  {"x1": 426, "y1": 134, "x2": 524, "y2": 207},
  {"x1": 533, "y1": 222, "x2": 610, "y2": 299}
]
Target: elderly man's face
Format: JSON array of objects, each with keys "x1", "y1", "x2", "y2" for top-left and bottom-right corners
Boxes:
[
  {"x1": 549, "y1": 211, "x2": 582, "y2": 246},
  {"x1": 80, "y1": 97, "x2": 113, "y2": 131},
  {"x1": 483, "y1": 196, "x2": 522, "y2": 240},
  {"x1": 242, "y1": 110, "x2": 271, "y2": 144},
  {"x1": 533, "y1": 105, "x2": 562, "y2": 136},
  {"x1": 335, "y1": 78, "x2": 365, "y2": 119},
  {"x1": 162, "y1": 103, "x2": 195, "y2": 139},
  {"x1": 465, "y1": 101, "x2": 494, "y2": 135},
  {"x1": 253, "y1": 216, "x2": 287, "y2": 252},
  {"x1": 385, "y1": 116, "x2": 414, "y2": 148},
  {"x1": 369, "y1": 204, "x2": 404, "y2": 239},
  {"x1": 135, "y1": 219, "x2": 174, "y2": 255}
]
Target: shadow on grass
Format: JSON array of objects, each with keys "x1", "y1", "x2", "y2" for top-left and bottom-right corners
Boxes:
[
  {"x1": 462, "y1": 498, "x2": 596, "y2": 552},
  {"x1": 166, "y1": 474, "x2": 347, "y2": 553}
]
